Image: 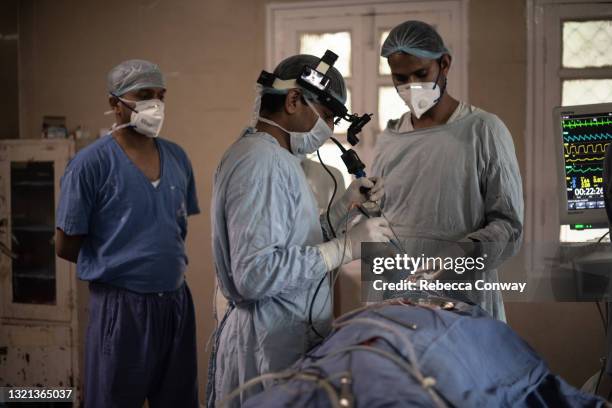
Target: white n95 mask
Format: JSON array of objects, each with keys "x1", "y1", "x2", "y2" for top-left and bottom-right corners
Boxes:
[
  {"x1": 257, "y1": 98, "x2": 333, "y2": 156},
  {"x1": 396, "y1": 82, "x2": 441, "y2": 119},
  {"x1": 111, "y1": 97, "x2": 165, "y2": 138},
  {"x1": 290, "y1": 98, "x2": 333, "y2": 155}
]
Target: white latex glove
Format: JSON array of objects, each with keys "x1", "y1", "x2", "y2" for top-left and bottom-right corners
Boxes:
[
  {"x1": 317, "y1": 217, "x2": 392, "y2": 271},
  {"x1": 327, "y1": 177, "x2": 385, "y2": 232},
  {"x1": 345, "y1": 176, "x2": 385, "y2": 204},
  {"x1": 347, "y1": 216, "x2": 392, "y2": 259}
]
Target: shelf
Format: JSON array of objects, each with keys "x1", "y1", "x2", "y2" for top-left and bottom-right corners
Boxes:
[
  {"x1": 12, "y1": 225, "x2": 54, "y2": 233},
  {"x1": 13, "y1": 268, "x2": 55, "y2": 280},
  {"x1": 12, "y1": 181, "x2": 54, "y2": 187},
  {"x1": 13, "y1": 273, "x2": 55, "y2": 280}
]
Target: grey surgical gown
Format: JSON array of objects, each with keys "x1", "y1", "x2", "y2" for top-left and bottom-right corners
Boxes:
[
  {"x1": 210, "y1": 129, "x2": 332, "y2": 407},
  {"x1": 371, "y1": 104, "x2": 524, "y2": 321}
]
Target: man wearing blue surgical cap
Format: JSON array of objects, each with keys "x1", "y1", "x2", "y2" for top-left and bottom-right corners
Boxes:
[
  {"x1": 373, "y1": 21, "x2": 524, "y2": 321},
  {"x1": 207, "y1": 54, "x2": 393, "y2": 407},
  {"x1": 55, "y1": 59, "x2": 200, "y2": 407}
]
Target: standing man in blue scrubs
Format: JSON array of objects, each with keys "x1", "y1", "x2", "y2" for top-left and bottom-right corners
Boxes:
[{"x1": 55, "y1": 59, "x2": 200, "y2": 407}]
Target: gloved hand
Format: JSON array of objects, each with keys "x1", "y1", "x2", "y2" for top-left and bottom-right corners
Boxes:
[
  {"x1": 316, "y1": 217, "x2": 392, "y2": 271},
  {"x1": 346, "y1": 217, "x2": 392, "y2": 259},
  {"x1": 326, "y1": 177, "x2": 385, "y2": 232},
  {"x1": 345, "y1": 176, "x2": 385, "y2": 204}
]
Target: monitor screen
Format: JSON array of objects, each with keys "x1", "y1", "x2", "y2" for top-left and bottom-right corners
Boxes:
[{"x1": 561, "y1": 110, "x2": 612, "y2": 212}]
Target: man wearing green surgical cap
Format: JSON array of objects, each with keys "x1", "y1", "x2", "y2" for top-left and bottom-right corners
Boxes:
[
  {"x1": 372, "y1": 20, "x2": 524, "y2": 321},
  {"x1": 55, "y1": 59, "x2": 200, "y2": 406}
]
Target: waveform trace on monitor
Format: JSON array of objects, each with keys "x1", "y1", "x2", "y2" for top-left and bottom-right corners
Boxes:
[
  {"x1": 563, "y1": 132, "x2": 612, "y2": 142},
  {"x1": 562, "y1": 117, "x2": 612, "y2": 129}
]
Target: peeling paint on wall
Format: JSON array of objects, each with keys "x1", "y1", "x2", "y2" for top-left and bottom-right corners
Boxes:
[{"x1": 0, "y1": 324, "x2": 72, "y2": 387}]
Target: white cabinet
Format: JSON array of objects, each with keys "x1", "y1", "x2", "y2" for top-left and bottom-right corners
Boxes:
[{"x1": 0, "y1": 139, "x2": 83, "y2": 401}]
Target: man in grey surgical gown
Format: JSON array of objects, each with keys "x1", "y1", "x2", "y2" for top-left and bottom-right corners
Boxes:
[{"x1": 373, "y1": 21, "x2": 524, "y2": 321}]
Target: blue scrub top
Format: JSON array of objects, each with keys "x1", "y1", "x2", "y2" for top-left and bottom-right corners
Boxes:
[{"x1": 56, "y1": 134, "x2": 200, "y2": 293}]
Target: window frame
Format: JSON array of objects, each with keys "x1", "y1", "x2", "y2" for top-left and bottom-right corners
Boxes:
[
  {"x1": 266, "y1": 0, "x2": 469, "y2": 168},
  {"x1": 526, "y1": 0, "x2": 612, "y2": 260}
]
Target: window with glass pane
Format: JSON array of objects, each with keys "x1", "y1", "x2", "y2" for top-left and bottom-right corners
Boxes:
[
  {"x1": 378, "y1": 86, "x2": 408, "y2": 130},
  {"x1": 299, "y1": 32, "x2": 352, "y2": 135},
  {"x1": 333, "y1": 88, "x2": 352, "y2": 135},
  {"x1": 562, "y1": 79, "x2": 612, "y2": 106},
  {"x1": 379, "y1": 30, "x2": 391, "y2": 75},
  {"x1": 11, "y1": 161, "x2": 56, "y2": 304},
  {"x1": 306, "y1": 142, "x2": 352, "y2": 189},
  {"x1": 563, "y1": 20, "x2": 612, "y2": 68},
  {"x1": 300, "y1": 32, "x2": 351, "y2": 77}
]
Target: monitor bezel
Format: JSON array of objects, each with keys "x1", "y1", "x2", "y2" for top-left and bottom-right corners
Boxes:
[{"x1": 554, "y1": 102, "x2": 612, "y2": 226}]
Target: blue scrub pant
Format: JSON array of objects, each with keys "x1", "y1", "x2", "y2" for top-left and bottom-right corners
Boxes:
[{"x1": 84, "y1": 281, "x2": 198, "y2": 408}]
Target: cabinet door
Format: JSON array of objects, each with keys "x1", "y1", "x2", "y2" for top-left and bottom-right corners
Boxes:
[
  {"x1": 0, "y1": 141, "x2": 73, "y2": 322},
  {"x1": 0, "y1": 323, "x2": 74, "y2": 388}
]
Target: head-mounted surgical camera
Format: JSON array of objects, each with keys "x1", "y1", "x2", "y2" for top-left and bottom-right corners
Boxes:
[
  {"x1": 257, "y1": 50, "x2": 373, "y2": 181},
  {"x1": 256, "y1": 50, "x2": 372, "y2": 146}
]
